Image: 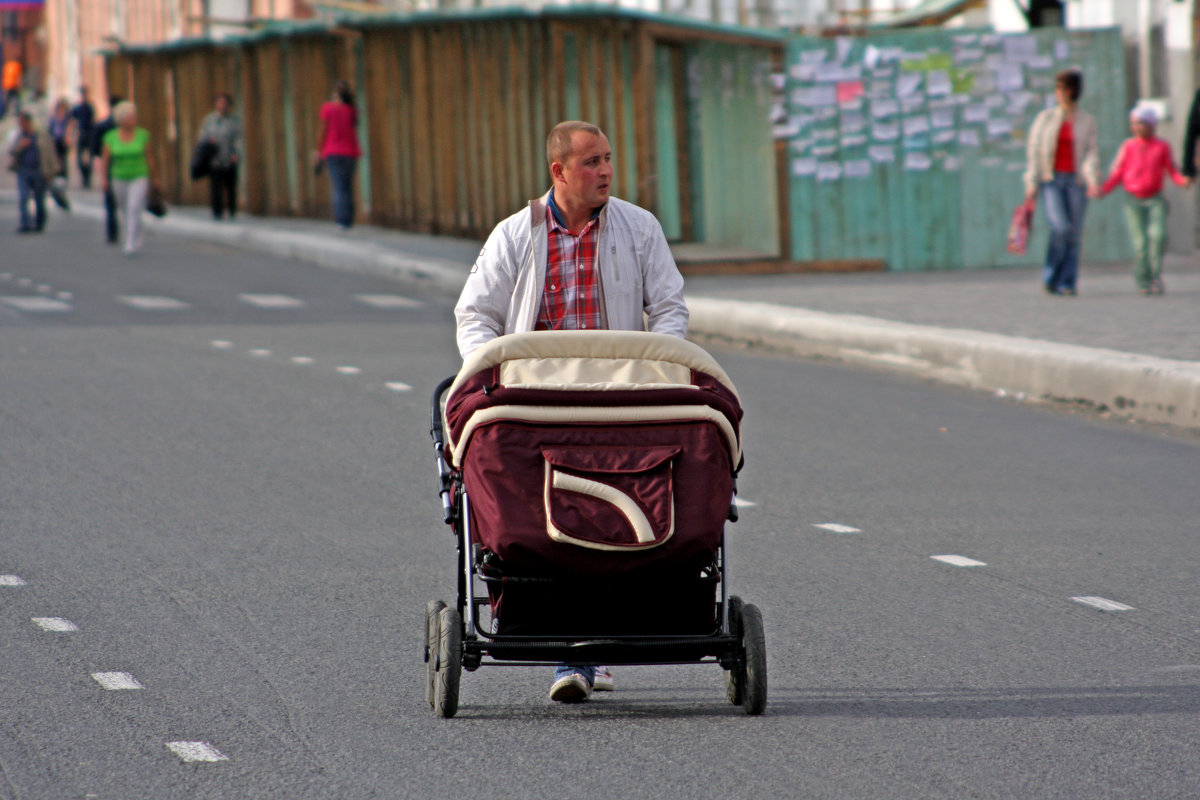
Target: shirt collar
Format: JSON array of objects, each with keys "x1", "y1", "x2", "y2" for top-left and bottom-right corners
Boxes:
[{"x1": 547, "y1": 188, "x2": 603, "y2": 233}]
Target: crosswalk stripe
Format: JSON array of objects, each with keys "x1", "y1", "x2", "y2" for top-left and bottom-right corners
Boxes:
[
  {"x1": 165, "y1": 741, "x2": 228, "y2": 763},
  {"x1": 354, "y1": 294, "x2": 424, "y2": 309},
  {"x1": 237, "y1": 293, "x2": 306, "y2": 309},
  {"x1": 1, "y1": 296, "x2": 73, "y2": 312},
  {"x1": 117, "y1": 295, "x2": 192, "y2": 310}
]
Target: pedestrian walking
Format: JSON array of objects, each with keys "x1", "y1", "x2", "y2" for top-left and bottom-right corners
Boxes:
[
  {"x1": 7, "y1": 111, "x2": 61, "y2": 233},
  {"x1": 100, "y1": 101, "x2": 159, "y2": 255},
  {"x1": 197, "y1": 92, "x2": 242, "y2": 220},
  {"x1": 1093, "y1": 105, "x2": 1191, "y2": 295},
  {"x1": 70, "y1": 85, "x2": 96, "y2": 188},
  {"x1": 91, "y1": 95, "x2": 122, "y2": 244},
  {"x1": 315, "y1": 80, "x2": 361, "y2": 229},
  {"x1": 1022, "y1": 69, "x2": 1101, "y2": 296},
  {"x1": 454, "y1": 120, "x2": 688, "y2": 703},
  {"x1": 48, "y1": 98, "x2": 71, "y2": 177},
  {"x1": 1, "y1": 58, "x2": 21, "y2": 118}
]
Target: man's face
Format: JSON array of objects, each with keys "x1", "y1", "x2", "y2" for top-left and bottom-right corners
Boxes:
[
  {"x1": 216, "y1": 96, "x2": 230, "y2": 115},
  {"x1": 555, "y1": 132, "x2": 612, "y2": 209}
]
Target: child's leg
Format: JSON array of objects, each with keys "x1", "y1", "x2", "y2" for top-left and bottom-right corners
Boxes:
[
  {"x1": 1122, "y1": 196, "x2": 1152, "y2": 290},
  {"x1": 1145, "y1": 195, "x2": 1169, "y2": 286}
]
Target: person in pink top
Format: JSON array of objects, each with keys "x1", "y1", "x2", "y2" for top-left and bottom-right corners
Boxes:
[
  {"x1": 315, "y1": 80, "x2": 362, "y2": 229},
  {"x1": 1092, "y1": 105, "x2": 1192, "y2": 294}
]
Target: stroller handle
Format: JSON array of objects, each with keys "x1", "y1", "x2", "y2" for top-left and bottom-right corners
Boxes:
[{"x1": 430, "y1": 375, "x2": 457, "y2": 524}]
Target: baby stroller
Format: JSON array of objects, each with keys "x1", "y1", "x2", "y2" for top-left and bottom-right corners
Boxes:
[{"x1": 425, "y1": 330, "x2": 766, "y2": 717}]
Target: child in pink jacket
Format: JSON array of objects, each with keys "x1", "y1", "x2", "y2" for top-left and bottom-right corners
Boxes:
[{"x1": 1093, "y1": 105, "x2": 1192, "y2": 294}]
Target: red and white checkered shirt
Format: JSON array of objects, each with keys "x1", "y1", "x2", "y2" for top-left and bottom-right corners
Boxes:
[{"x1": 535, "y1": 200, "x2": 603, "y2": 332}]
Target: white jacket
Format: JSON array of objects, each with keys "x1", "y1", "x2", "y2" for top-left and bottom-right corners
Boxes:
[{"x1": 454, "y1": 192, "x2": 689, "y2": 358}]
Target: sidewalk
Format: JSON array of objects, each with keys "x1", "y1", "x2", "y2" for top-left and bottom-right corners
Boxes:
[{"x1": 9, "y1": 179, "x2": 1200, "y2": 431}]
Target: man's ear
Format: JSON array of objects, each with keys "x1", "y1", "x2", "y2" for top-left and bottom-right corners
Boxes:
[{"x1": 550, "y1": 161, "x2": 564, "y2": 183}]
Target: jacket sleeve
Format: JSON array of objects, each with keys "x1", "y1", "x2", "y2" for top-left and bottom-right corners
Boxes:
[
  {"x1": 640, "y1": 217, "x2": 689, "y2": 338},
  {"x1": 454, "y1": 222, "x2": 521, "y2": 359},
  {"x1": 1079, "y1": 114, "x2": 1102, "y2": 189},
  {"x1": 1183, "y1": 90, "x2": 1200, "y2": 179},
  {"x1": 1099, "y1": 140, "x2": 1128, "y2": 196},
  {"x1": 1023, "y1": 110, "x2": 1045, "y2": 196}
]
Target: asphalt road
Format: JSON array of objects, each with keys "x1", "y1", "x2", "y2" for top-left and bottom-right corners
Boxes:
[{"x1": 2, "y1": 211, "x2": 1199, "y2": 799}]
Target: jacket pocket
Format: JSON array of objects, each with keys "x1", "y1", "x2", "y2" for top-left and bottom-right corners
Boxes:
[{"x1": 542, "y1": 444, "x2": 678, "y2": 551}]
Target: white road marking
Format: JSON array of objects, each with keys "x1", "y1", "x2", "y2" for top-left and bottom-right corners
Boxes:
[
  {"x1": 1, "y1": 296, "x2": 73, "y2": 312},
  {"x1": 336, "y1": 366, "x2": 362, "y2": 375},
  {"x1": 165, "y1": 741, "x2": 228, "y2": 763},
  {"x1": 37, "y1": 284, "x2": 52, "y2": 293},
  {"x1": 32, "y1": 617, "x2": 80, "y2": 632},
  {"x1": 1071, "y1": 596, "x2": 1134, "y2": 612},
  {"x1": 0, "y1": 575, "x2": 27, "y2": 586},
  {"x1": 211, "y1": 340, "x2": 234, "y2": 349},
  {"x1": 16, "y1": 278, "x2": 32, "y2": 287},
  {"x1": 0, "y1": 273, "x2": 11, "y2": 281},
  {"x1": 238, "y1": 293, "x2": 306, "y2": 309},
  {"x1": 249, "y1": 349, "x2": 272, "y2": 357},
  {"x1": 117, "y1": 295, "x2": 192, "y2": 310},
  {"x1": 291, "y1": 356, "x2": 315, "y2": 364},
  {"x1": 92, "y1": 672, "x2": 144, "y2": 690},
  {"x1": 56, "y1": 291, "x2": 73, "y2": 301},
  {"x1": 354, "y1": 294, "x2": 424, "y2": 309},
  {"x1": 931, "y1": 554, "x2": 987, "y2": 567},
  {"x1": 732, "y1": 497, "x2": 756, "y2": 508},
  {"x1": 814, "y1": 523, "x2": 861, "y2": 534},
  {"x1": 385, "y1": 381, "x2": 413, "y2": 392}
]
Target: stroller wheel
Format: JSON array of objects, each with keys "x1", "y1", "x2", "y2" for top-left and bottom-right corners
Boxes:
[
  {"x1": 433, "y1": 606, "x2": 463, "y2": 718},
  {"x1": 723, "y1": 596, "x2": 745, "y2": 705},
  {"x1": 424, "y1": 600, "x2": 446, "y2": 708},
  {"x1": 739, "y1": 603, "x2": 767, "y2": 715}
]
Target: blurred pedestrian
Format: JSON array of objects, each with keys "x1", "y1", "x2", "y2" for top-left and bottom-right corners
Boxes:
[
  {"x1": 315, "y1": 80, "x2": 361, "y2": 229},
  {"x1": 1, "y1": 58, "x2": 21, "y2": 118},
  {"x1": 70, "y1": 85, "x2": 96, "y2": 188},
  {"x1": 7, "y1": 111, "x2": 60, "y2": 233},
  {"x1": 198, "y1": 92, "x2": 242, "y2": 220},
  {"x1": 100, "y1": 101, "x2": 159, "y2": 255},
  {"x1": 1023, "y1": 69, "x2": 1101, "y2": 296},
  {"x1": 48, "y1": 98, "x2": 71, "y2": 177},
  {"x1": 91, "y1": 95, "x2": 122, "y2": 244},
  {"x1": 1093, "y1": 105, "x2": 1191, "y2": 295}
]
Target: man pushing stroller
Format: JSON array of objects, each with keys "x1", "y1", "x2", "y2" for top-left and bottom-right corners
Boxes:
[{"x1": 454, "y1": 120, "x2": 689, "y2": 701}]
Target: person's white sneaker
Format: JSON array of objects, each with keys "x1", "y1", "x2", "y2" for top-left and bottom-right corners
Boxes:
[
  {"x1": 549, "y1": 673, "x2": 592, "y2": 703},
  {"x1": 592, "y1": 666, "x2": 614, "y2": 692}
]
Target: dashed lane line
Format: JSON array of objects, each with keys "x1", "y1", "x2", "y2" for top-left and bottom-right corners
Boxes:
[
  {"x1": 354, "y1": 294, "x2": 424, "y2": 309},
  {"x1": 165, "y1": 742, "x2": 228, "y2": 763},
  {"x1": 31, "y1": 617, "x2": 80, "y2": 632},
  {"x1": 732, "y1": 497, "x2": 757, "y2": 508},
  {"x1": 335, "y1": 366, "x2": 362, "y2": 375},
  {"x1": 1071, "y1": 596, "x2": 1135, "y2": 612},
  {"x1": 1, "y1": 296, "x2": 73, "y2": 312},
  {"x1": 117, "y1": 295, "x2": 192, "y2": 311},
  {"x1": 0, "y1": 575, "x2": 27, "y2": 586},
  {"x1": 930, "y1": 554, "x2": 987, "y2": 567},
  {"x1": 814, "y1": 523, "x2": 861, "y2": 534},
  {"x1": 385, "y1": 382, "x2": 413, "y2": 392},
  {"x1": 291, "y1": 356, "x2": 315, "y2": 364},
  {"x1": 211, "y1": 340, "x2": 234, "y2": 349},
  {"x1": 237, "y1": 293, "x2": 306, "y2": 309},
  {"x1": 92, "y1": 672, "x2": 144, "y2": 690}
]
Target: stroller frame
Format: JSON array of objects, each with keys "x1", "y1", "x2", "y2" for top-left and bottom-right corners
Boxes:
[{"x1": 424, "y1": 335, "x2": 767, "y2": 718}]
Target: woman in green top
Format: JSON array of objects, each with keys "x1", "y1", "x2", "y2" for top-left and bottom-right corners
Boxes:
[{"x1": 100, "y1": 101, "x2": 159, "y2": 254}]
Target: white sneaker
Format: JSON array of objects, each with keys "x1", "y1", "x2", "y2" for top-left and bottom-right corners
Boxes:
[
  {"x1": 592, "y1": 666, "x2": 614, "y2": 692},
  {"x1": 549, "y1": 673, "x2": 592, "y2": 703}
]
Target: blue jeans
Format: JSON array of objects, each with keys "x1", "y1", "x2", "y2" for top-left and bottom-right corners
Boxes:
[
  {"x1": 16, "y1": 169, "x2": 46, "y2": 231},
  {"x1": 325, "y1": 155, "x2": 356, "y2": 228},
  {"x1": 554, "y1": 665, "x2": 595, "y2": 684},
  {"x1": 1040, "y1": 172, "x2": 1088, "y2": 291}
]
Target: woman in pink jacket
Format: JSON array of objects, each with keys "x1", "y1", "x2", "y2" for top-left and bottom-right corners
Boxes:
[{"x1": 1094, "y1": 105, "x2": 1192, "y2": 295}]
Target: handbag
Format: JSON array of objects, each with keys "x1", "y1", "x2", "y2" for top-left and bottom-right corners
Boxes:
[
  {"x1": 1006, "y1": 199, "x2": 1035, "y2": 255},
  {"x1": 190, "y1": 139, "x2": 217, "y2": 180},
  {"x1": 147, "y1": 185, "x2": 168, "y2": 218}
]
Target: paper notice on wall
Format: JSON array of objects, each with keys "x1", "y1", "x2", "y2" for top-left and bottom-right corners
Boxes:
[
  {"x1": 790, "y1": 138, "x2": 813, "y2": 153},
  {"x1": 1004, "y1": 35, "x2": 1037, "y2": 61},
  {"x1": 817, "y1": 162, "x2": 843, "y2": 182},
  {"x1": 842, "y1": 134, "x2": 868, "y2": 148},
  {"x1": 813, "y1": 127, "x2": 838, "y2": 142},
  {"x1": 897, "y1": 73, "x2": 923, "y2": 97},
  {"x1": 958, "y1": 128, "x2": 981, "y2": 147},
  {"x1": 954, "y1": 48, "x2": 984, "y2": 65},
  {"x1": 812, "y1": 145, "x2": 838, "y2": 157},
  {"x1": 932, "y1": 129, "x2": 956, "y2": 145},
  {"x1": 792, "y1": 158, "x2": 818, "y2": 177},
  {"x1": 994, "y1": 64, "x2": 1024, "y2": 92},
  {"x1": 952, "y1": 34, "x2": 978, "y2": 46},
  {"x1": 987, "y1": 119, "x2": 1013, "y2": 138},
  {"x1": 799, "y1": 49, "x2": 828, "y2": 64},
  {"x1": 770, "y1": 73, "x2": 787, "y2": 92},
  {"x1": 817, "y1": 64, "x2": 862, "y2": 83},
  {"x1": 904, "y1": 152, "x2": 932, "y2": 171},
  {"x1": 931, "y1": 109, "x2": 955, "y2": 129},
  {"x1": 963, "y1": 104, "x2": 988, "y2": 123},
  {"x1": 789, "y1": 63, "x2": 818, "y2": 82},
  {"x1": 844, "y1": 159, "x2": 871, "y2": 179},
  {"x1": 903, "y1": 115, "x2": 930, "y2": 136},
  {"x1": 837, "y1": 81, "x2": 865, "y2": 105},
  {"x1": 873, "y1": 122, "x2": 900, "y2": 142},
  {"x1": 985, "y1": 94, "x2": 1006, "y2": 108},
  {"x1": 792, "y1": 86, "x2": 837, "y2": 108},
  {"x1": 1028, "y1": 55, "x2": 1053, "y2": 70},
  {"x1": 943, "y1": 155, "x2": 962, "y2": 172},
  {"x1": 926, "y1": 70, "x2": 952, "y2": 97},
  {"x1": 1054, "y1": 40, "x2": 1069, "y2": 60},
  {"x1": 869, "y1": 145, "x2": 896, "y2": 163},
  {"x1": 836, "y1": 36, "x2": 853, "y2": 64},
  {"x1": 901, "y1": 95, "x2": 926, "y2": 114},
  {"x1": 871, "y1": 98, "x2": 900, "y2": 119},
  {"x1": 864, "y1": 44, "x2": 881, "y2": 70}
]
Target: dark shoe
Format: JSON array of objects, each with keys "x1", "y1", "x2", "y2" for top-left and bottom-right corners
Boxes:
[
  {"x1": 16, "y1": 227, "x2": 34, "y2": 234},
  {"x1": 1043, "y1": 283, "x2": 1057, "y2": 295},
  {"x1": 1059, "y1": 288, "x2": 1077, "y2": 296},
  {"x1": 549, "y1": 673, "x2": 592, "y2": 703}
]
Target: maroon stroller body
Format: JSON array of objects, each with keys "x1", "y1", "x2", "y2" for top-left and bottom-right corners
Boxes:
[{"x1": 425, "y1": 331, "x2": 766, "y2": 716}]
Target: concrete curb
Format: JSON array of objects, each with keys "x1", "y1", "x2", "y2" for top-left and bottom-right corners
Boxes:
[
  {"x1": 63, "y1": 197, "x2": 1200, "y2": 430},
  {"x1": 687, "y1": 298, "x2": 1200, "y2": 429}
]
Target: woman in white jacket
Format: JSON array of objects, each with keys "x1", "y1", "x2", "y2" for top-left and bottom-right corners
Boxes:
[{"x1": 1023, "y1": 69, "x2": 1101, "y2": 296}]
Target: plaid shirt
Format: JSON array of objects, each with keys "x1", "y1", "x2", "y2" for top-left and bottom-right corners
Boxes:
[{"x1": 535, "y1": 194, "x2": 603, "y2": 331}]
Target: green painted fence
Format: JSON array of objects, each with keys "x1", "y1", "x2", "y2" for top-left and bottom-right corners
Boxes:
[{"x1": 783, "y1": 27, "x2": 1131, "y2": 270}]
